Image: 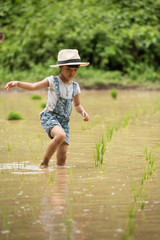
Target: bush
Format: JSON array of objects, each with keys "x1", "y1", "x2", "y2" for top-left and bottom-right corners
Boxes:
[
  {"x1": 110, "y1": 89, "x2": 118, "y2": 99},
  {"x1": 7, "y1": 111, "x2": 24, "y2": 120},
  {"x1": 31, "y1": 94, "x2": 42, "y2": 100},
  {"x1": 1, "y1": 0, "x2": 160, "y2": 73},
  {"x1": 0, "y1": 0, "x2": 160, "y2": 86}
]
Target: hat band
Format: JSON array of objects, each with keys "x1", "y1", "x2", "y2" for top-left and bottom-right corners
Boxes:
[{"x1": 58, "y1": 58, "x2": 81, "y2": 65}]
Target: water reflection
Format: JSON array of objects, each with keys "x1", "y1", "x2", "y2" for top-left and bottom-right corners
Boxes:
[
  {"x1": 40, "y1": 167, "x2": 89, "y2": 240},
  {"x1": 40, "y1": 167, "x2": 68, "y2": 240}
]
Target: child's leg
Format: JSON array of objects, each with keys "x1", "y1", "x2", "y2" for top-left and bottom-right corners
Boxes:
[
  {"x1": 56, "y1": 142, "x2": 68, "y2": 166},
  {"x1": 39, "y1": 125, "x2": 66, "y2": 169}
]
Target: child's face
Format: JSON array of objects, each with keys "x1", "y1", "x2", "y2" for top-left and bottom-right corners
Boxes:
[{"x1": 60, "y1": 65, "x2": 79, "y2": 81}]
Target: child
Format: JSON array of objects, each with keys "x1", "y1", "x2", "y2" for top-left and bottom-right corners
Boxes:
[{"x1": 5, "y1": 49, "x2": 90, "y2": 168}]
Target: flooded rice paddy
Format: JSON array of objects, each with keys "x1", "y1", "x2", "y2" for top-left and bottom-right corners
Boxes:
[{"x1": 0, "y1": 89, "x2": 160, "y2": 240}]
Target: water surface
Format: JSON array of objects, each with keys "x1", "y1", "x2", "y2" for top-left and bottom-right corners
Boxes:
[{"x1": 0, "y1": 89, "x2": 160, "y2": 240}]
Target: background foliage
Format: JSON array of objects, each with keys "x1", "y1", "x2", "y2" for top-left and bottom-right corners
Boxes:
[{"x1": 0, "y1": 0, "x2": 160, "y2": 86}]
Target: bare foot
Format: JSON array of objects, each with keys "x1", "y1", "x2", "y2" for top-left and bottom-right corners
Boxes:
[
  {"x1": 39, "y1": 157, "x2": 49, "y2": 169},
  {"x1": 39, "y1": 163, "x2": 48, "y2": 169}
]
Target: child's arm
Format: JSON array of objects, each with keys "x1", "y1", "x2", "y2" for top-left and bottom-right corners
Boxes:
[
  {"x1": 5, "y1": 78, "x2": 49, "y2": 91},
  {"x1": 73, "y1": 94, "x2": 89, "y2": 121}
]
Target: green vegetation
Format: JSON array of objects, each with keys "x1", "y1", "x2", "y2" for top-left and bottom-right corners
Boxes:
[
  {"x1": 122, "y1": 114, "x2": 130, "y2": 128},
  {"x1": 106, "y1": 126, "x2": 114, "y2": 142},
  {"x1": 110, "y1": 89, "x2": 118, "y2": 99},
  {"x1": 123, "y1": 145, "x2": 158, "y2": 240},
  {"x1": 0, "y1": 0, "x2": 160, "y2": 88},
  {"x1": 26, "y1": 137, "x2": 38, "y2": 164},
  {"x1": 94, "y1": 135, "x2": 106, "y2": 167},
  {"x1": 48, "y1": 171, "x2": 55, "y2": 184},
  {"x1": 40, "y1": 102, "x2": 46, "y2": 109},
  {"x1": 31, "y1": 94, "x2": 42, "y2": 100},
  {"x1": 7, "y1": 111, "x2": 24, "y2": 120}
]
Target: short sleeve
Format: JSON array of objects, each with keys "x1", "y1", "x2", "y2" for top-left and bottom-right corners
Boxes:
[
  {"x1": 76, "y1": 82, "x2": 81, "y2": 95},
  {"x1": 47, "y1": 76, "x2": 55, "y2": 90}
]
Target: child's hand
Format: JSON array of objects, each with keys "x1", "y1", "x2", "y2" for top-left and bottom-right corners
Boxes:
[
  {"x1": 5, "y1": 81, "x2": 18, "y2": 91},
  {"x1": 82, "y1": 111, "x2": 89, "y2": 121}
]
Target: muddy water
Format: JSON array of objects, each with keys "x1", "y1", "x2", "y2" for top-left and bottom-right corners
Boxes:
[{"x1": 0, "y1": 89, "x2": 160, "y2": 240}]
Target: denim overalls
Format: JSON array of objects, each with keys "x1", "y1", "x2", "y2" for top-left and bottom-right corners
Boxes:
[{"x1": 40, "y1": 77, "x2": 77, "y2": 144}]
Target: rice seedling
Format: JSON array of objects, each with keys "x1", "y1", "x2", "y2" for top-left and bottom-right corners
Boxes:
[
  {"x1": 7, "y1": 143, "x2": 15, "y2": 151},
  {"x1": 110, "y1": 89, "x2": 118, "y2": 99},
  {"x1": 122, "y1": 114, "x2": 130, "y2": 128},
  {"x1": 26, "y1": 137, "x2": 29, "y2": 146},
  {"x1": 114, "y1": 121, "x2": 121, "y2": 131},
  {"x1": 141, "y1": 199, "x2": 146, "y2": 210},
  {"x1": 17, "y1": 232, "x2": 22, "y2": 240},
  {"x1": 81, "y1": 122, "x2": 90, "y2": 131},
  {"x1": 80, "y1": 116, "x2": 103, "y2": 131},
  {"x1": 100, "y1": 136, "x2": 106, "y2": 164},
  {"x1": 134, "y1": 109, "x2": 140, "y2": 119},
  {"x1": 106, "y1": 126, "x2": 114, "y2": 142},
  {"x1": 132, "y1": 183, "x2": 139, "y2": 202},
  {"x1": 122, "y1": 233, "x2": 129, "y2": 240},
  {"x1": 88, "y1": 184, "x2": 92, "y2": 193},
  {"x1": 37, "y1": 133, "x2": 45, "y2": 150},
  {"x1": 40, "y1": 102, "x2": 46, "y2": 109},
  {"x1": 141, "y1": 177, "x2": 144, "y2": 185},
  {"x1": 7, "y1": 111, "x2": 24, "y2": 120},
  {"x1": 30, "y1": 149, "x2": 38, "y2": 164},
  {"x1": 124, "y1": 144, "x2": 158, "y2": 240},
  {"x1": 131, "y1": 181, "x2": 135, "y2": 192},
  {"x1": 94, "y1": 141, "x2": 101, "y2": 167},
  {"x1": 28, "y1": 148, "x2": 38, "y2": 164},
  {"x1": 123, "y1": 206, "x2": 136, "y2": 240},
  {"x1": 31, "y1": 94, "x2": 42, "y2": 100},
  {"x1": 65, "y1": 207, "x2": 73, "y2": 240},
  {"x1": 48, "y1": 171, "x2": 55, "y2": 184},
  {"x1": 26, "y1": 137, "x2": 38, "y2": 164},
  {"x1": 128, "y1": 206, "x2": 135, "y2": 219},
  {"x1": 66, "y1": 217, "x2": 72, "y2": 240},
  {"x1": 8, "y1": 144, "x2": 11, "y2": 151},
  {"x1": 94, "y1": 136, "x2": 106, "y2": 167},
  {"x1": 128, "y1": 217, "x2": 134, "y2": 236}
]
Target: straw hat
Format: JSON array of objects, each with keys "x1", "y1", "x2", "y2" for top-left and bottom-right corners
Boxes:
[{"x1": 50, "y1": 49, "x2": 90, "y2": 68}]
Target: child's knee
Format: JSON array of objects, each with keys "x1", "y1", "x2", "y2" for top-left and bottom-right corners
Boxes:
[{"x1": 55, "y1": 131, "x2": 66, "y2": 144}]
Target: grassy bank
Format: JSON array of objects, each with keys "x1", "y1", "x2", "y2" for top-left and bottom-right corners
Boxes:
[{"x1": 0, "y1": 65, "x2": 160, "y2": 90}]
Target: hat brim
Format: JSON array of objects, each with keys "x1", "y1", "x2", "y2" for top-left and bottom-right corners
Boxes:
[{"x1": 49, "y1": 62, "x2": 90, "y2": 68}]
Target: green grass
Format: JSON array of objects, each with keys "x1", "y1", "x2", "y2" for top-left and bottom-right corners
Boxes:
[
  {"x1": 110, "y1": 89, "x2": 118, "y2": 99},
  {"x1": 40, "y1": 102, "x2": 46, "y2": 109},
  {"x1": 7, "y1": 111, "x2": 24, "y2": 120},
  {"x1": 31, "y1": 94, "x2": 42, "y2": 100}
]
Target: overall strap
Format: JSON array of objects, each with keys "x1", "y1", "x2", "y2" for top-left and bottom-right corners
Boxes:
[
  {"x1": 54, "y1": 76, "x2": 60, "y2": 96},
  {"x1": 72, "y1": 82, "x2": 78, "y2": 98}
]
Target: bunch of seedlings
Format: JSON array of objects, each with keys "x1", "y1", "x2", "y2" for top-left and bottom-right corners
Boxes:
[
  {"x1": 7, "y1": 111, "x2": 24, "y2": 120},
  {"x1": 122, "y1": 145, "x2": 158, "y2": 240},
  {"x1": 110, "y1": 89, "x2": 118, "y2": 99},
  {"x1": 94, "y1": 135, "x2": 106, "y2": 167}
]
